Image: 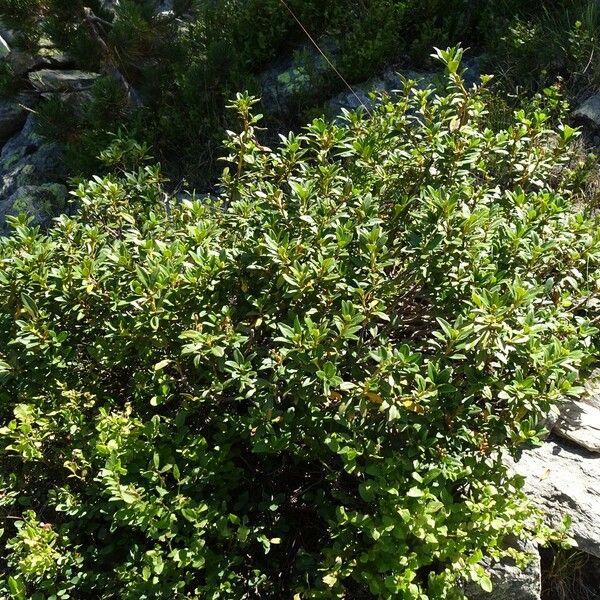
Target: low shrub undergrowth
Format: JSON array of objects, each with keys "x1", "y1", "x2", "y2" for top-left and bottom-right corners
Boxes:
[
  {"x1": 486, "y1": 0, "x2": 600, "y2": 95},
  {"x1": 0, "y1": 50, "x2": 598, "y2": 598},
  {"x1": 4, "y1": 0, "x2": 598, "y2": 189}
]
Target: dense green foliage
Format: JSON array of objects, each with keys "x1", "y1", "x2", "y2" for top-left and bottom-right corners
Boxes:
[
  {"x1": 2, "y1": 0, "x2": 598, "y2": 187},
  {"x1": 0, "y1": 51, "x2": 597, "y2": 598},
  {"x1": 488, "y1": 0, "x2": 600, "y2": 93}
]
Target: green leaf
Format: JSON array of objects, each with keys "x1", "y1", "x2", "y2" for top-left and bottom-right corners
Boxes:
[
  {"x1": 120, "y1": 490, "x2": 138, "y2": 504},
  {"x1": 20, "y1": 293, "x2": 38, "y2": 318},
  {"x1": 8, "y1": 576, "x2": 25, "y2": 599},
  {"x1": 480, "y1": 575, "x2": 493, "y2": 593},
  {"x1": 153, "y1": 359, "x2": 172, "y2": 371}
]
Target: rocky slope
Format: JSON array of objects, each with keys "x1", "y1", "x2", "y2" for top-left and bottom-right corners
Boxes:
[
  {"x1": 469, "y1": 377, "x2": 600, "y2": 600},
  {"x1": 0, "y1": 24, "x2": 100, "y2": 233}
]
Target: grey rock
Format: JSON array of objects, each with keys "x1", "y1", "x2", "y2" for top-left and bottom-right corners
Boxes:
[
  {"x1": 463, "y1": 539, "x2": 541, "y2": 600},
  {"x1": 7, "y1": 50, "x2": 40, "y2": 76},
  {"x1": 28, "y1": 69, "x2": 99, "y2": 93},
  {"x1": 37, "y1": 48, "x2": 73, "y2": 68},
  {"x1": 538, "y1": 410, "x2": 560, "y2": 441},
  {"x1": 38, "y1": 89, "x2": 95, "y2": 120},
  {"x1": 103, "y1": 0, "x2": 179, "y2": 17},
  {"x1": 325, "y1": 54, "x2": 484, "y2": 118},
  {"x1": 0, "y1": 114, "x2": 66, "y2": 200},
  {"x1": 0, "y1": 22, "x2": 15, "y2": 46},
  {"x1": 0, "y1": 33, "x2": 9, "y2": 57},
  {"x1": 0, "y1": 111, "x2": 39, "y2": 156},
  {"x1": 0, "y1": 100, "x2": 27, "y2": 143},
  {"x1": 552, "y1": 372, "x2": 600, "y2": 452},
  {"x1": 573, "y1": 95, "x2": 600, "y2": 130},
  {"x1": 515, "y1": 437, "x2": 600, "y2": 558},
  {"x1": 1, "y1": 142, "x2": 65, "y2": 198},
  {"x1": 100, "y1": 0, "x2": 120, "y2": 15},
  {"x1": 0, "y1": 183, "x2": 67, "y2": 234},
  {"x1": 261, "y1": 46, "x2": 484, "y2": 120},
  {"x1": 583, "y1": 369, "x2": 600, "y2": 410},
  {"x1": 326, "y1": 80, "x2": 384, "y2": 115},
  {"x1": 4, "y1": 48, "x2": 72, "y2": 79},
  {"x1": 462, "y1": 54, "x2": 487, "y2": 88},
  {"x1": 326, "y1": 68, "x2": 435, "y2": 117},
  {"x1": 0, "y1": 112, "x2": 67, "y2": 235},
  {"x1": 554, "y1": 399, "x2": 600, "y2": 453},
  {"x1": 261, "y1": 39, "x2": 339, "y2": 116},
  {"x1": 382, "y1": 68, "x2": 436, "y2": 90}
]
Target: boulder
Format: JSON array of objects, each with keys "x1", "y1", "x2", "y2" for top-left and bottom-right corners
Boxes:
[
  {"x1": 261, "y1": 39, "x2": 339, "y2": 116},
  {"x1": 99, "y1": 0, "x2": 120, "y2": 16},
  {"x1": 0, "y1": 114, "x2": 66, "y2": 200},
  {"x1": 0, "y1": 183, "x2": 67, "y2": 234},
  {"x1": 553, "y1": 399, "x2": 600, "y2": 453},
  {"x1": 0, "y1": 100, "x2": 27, "y2": 143},
  {"x1": 0, "y1": 140, "x2": 65, "y2": 198},
  {"x1": 0, "y1": 111, "x2": 39, "y2": 157},
  {"x1": 572, "y1": 95, "x2": 600, "y2": 130},
  {"x1": 0, "y1": 21, "x2": 15, "y2": 46},
  {"x1": 0, "y1": 33, "x2": 9, "y2": 57},
  {"x1": 462, "y1": 54, "x2": 486, "y2": 88},
  {"x1": 326, "y1": 78, "x2": 387, "y2": 115},
  {"x1": 552, "y1": 372, "x2": 600, "y2": 452},
  {"x1": 261, "y1": 46, "x2": 485, "y2": 119},
  {"x1": 515, "y1": 437, "x2": 600, "y2": 559},
  {"x1": 6, "y1": 46, "x2": 73, "y2": 77},
  {"x1": 583, "y1": 369, "x2": 600, "y2": 410},
  {"x1": 36, "y1": 47, "x2": 73, "y2": 68},
  {"x1": 0, "y1": 111, "x2": 68, "y2": 235},
  {"x1": 325, "y1": 54, "x2": 484, "y2": 117},
  {"x1": 28, "y1": 69, "x2": 99, "y2": 93},
  {"x1": 6, "y1": 50, "x2": 41, "y2": 76},
  {"x1": 326, "y1": 68, "x2": 435, "y2": 117},
  {"x1": 463, "y1": 539, "x2": 541, "y2": 600}
]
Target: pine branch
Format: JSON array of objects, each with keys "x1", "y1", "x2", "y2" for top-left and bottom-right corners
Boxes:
[{"x1": 81, "y1": 6, "x2": 142, "y2": 107}]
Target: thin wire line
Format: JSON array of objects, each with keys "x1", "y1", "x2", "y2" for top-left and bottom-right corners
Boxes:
[{"x1": 277, "y1": 0, "x2": 372, "y2": 117}]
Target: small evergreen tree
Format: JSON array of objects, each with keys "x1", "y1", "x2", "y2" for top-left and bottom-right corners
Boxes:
[{"x1": 0, "y1": 0, "x2": 188, "y2": 99}]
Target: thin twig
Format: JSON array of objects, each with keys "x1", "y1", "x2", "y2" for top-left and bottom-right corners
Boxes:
[{"x1": 582, "y1": 47, "x2": 595, "y2": 75}]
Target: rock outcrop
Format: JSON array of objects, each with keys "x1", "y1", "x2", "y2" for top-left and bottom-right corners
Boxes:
[
  {"x1": 0, "y1": 97, "x2": 28, "y2": 142},
  {"x1": 1, "y1": 183, "x2": 67, "y2": 232},
  {"x1": 465, "y1": 540, "x2": 541, "y2": 600},
  {"x1": 479, "y1": 377, "x2": 600, "y2": 599},
  {"x1": 516, "y1": 437, "x2": 600, "y2": 559},
  {"x1": 0, "y1": 114, "x2": 65, "y2": 194},
  {"x1": 0, "y1": 41, "x2": 93, "y2": 234},
  {"x1": 260, "y1": 44, "x2": 485, "y2": 119},
  {"x1": 260, "y1": 39, "x2": 340, "y2": 117},
  {"x1": 554, "y1": 399, "x2": 600, "y2": 453},
  {"x1": 326, "y1": 68, "x2": 436, "y2": 115},
  {"x1": 0, "y1": 114, "x2": 67, "y2": 234},
  {"x1": 27, "y1": 69, "x2": 99, "y2": 93},
  {"x1": 0, "y1": 33, "x2": 8, "y2": 57},
  {"x1": 573, "y1": 95, "x2": 600, "y2": 130}
]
